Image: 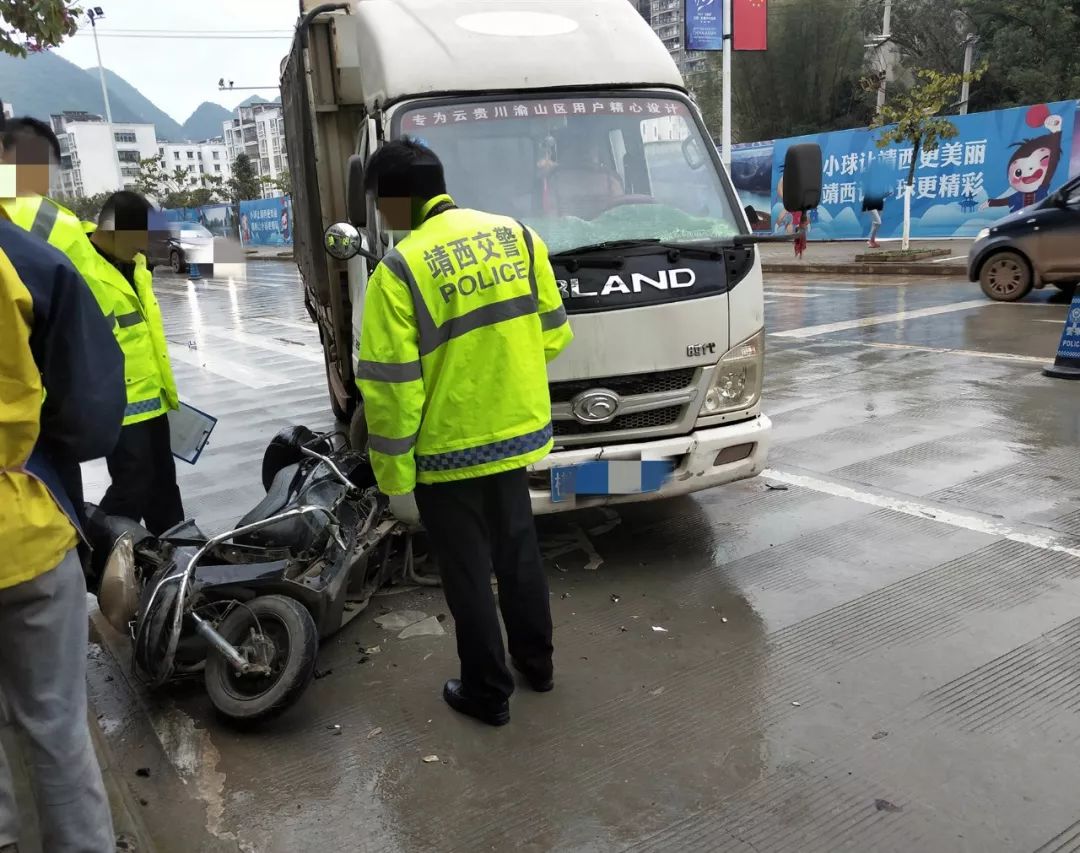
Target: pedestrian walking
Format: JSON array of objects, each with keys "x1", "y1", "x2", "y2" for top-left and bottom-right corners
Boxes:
[
  {"x1": 357, "y1": 139, "x2": 573, "y2": 726},
  {"x1": 863, "y1": 193, "x2": 889, "y2": 248},
  {"x1": 88, "y1": 191, "x2": 184, "y2": 534},
  {"x1": 0, "y1": 209, "x2": 126, "y2": 852}
]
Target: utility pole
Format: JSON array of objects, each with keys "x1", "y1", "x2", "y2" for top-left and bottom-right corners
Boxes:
[
  {"x1": 87, "y1": 7, "x2": 123, "y2": 190},
  {"x1": 876, "y1": 0, "x2": 893, "y2": 116},
  {"x1": 720, "y1": 0, "x2": 732, "y2": 166},
  {"x1": 959, "y1": 34, "x2": 977, "y2": 115}
]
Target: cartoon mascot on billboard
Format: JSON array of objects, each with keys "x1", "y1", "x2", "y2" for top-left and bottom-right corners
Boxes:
[{"x1": 983, "y1": 104, "x2": 1064, "y2": 212}]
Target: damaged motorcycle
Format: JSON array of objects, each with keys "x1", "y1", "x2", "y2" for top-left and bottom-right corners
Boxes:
[{"x1": 85, "y1": 426, "x2": 432, "y2": 723}]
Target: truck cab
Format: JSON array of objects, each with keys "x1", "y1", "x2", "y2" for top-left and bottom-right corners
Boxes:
[{"x1": 281, "y1": 0, "x2": 818, "y2": 513}]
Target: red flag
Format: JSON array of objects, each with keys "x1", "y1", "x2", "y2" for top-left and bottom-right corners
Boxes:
[{"x1": 733, "y1": 0, "x2": 768, "y2": 51}]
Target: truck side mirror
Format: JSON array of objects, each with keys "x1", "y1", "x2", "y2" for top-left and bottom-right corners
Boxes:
[
  {"x1": 782, "y1": 143, "x2": 823, "y2": 212},
  {"x1": 346, "y1": 154, "x2": 366, "y2": 227}
]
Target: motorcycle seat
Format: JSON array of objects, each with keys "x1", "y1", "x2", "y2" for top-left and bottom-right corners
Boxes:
[{"x1": 234, "y1": 463, "x2": 315, "y2": 550}]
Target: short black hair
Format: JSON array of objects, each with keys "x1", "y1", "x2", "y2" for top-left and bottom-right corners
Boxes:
[
  {"x1": 2, "y1": 116, "x2": 61, "y2": 162},
  {"x1": 99, "y1": 190, "x2": 153, "y2": 231},
  {"x1": 363, "y1": 137, "x2": 446, "y2": 200}
]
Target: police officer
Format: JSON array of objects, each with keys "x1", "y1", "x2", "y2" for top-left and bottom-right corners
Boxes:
[
  {"x1": 88, "y1": 191, "x2": 183, "y2": 534},
  {"x1": 358, "y1": 139, "x2": 573, "y2": 726},
  {"x1": 0, "y1": 205, "x2": 125, "y2": 852}
]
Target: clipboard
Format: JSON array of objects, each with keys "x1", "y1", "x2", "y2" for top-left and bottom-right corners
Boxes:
[{"x1": 167, "y1": 402, "x2": 217, "y2": 465}]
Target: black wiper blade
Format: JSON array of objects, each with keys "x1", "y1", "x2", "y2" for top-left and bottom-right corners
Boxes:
[{"x1": 551, "y1": 238, "x2": 661, "y2": 258}]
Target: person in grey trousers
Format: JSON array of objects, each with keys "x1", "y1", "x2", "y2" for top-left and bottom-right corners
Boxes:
[{"x1": 0, "y1": 209, "x2": 126, "y2": 851}]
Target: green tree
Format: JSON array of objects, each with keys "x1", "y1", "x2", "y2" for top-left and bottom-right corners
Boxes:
[
  {"x1": 260, "y1": 171, "x2": 291, "y2": 197},
  {"x1": 0, "y1": 0, "x2": 81, "y2": 57},
  {"x1": 228, "y1": 153, "x2": 261, "y2": 203},
  {"x1": 132, "y1": 157, "x2": 225, "y2": 209},
  {"x1": 693, "y1": 0, "x2": 875, "y2": 143},
  {"x1": 54, "y1": 191, "x2": 109, "y2": 222},
  {"x1": 872, "y1": 65, "x2": 984, "y2": 246}
]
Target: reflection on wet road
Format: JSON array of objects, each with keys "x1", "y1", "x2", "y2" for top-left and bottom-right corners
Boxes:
[{"x1": 85, "y1": 264, "x2": 1080, "y2": 853}]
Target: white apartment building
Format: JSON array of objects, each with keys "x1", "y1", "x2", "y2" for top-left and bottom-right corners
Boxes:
[
  {"x1": 51, "y1": 112, "x2": 158, "y2": 196},
  {"x1": 638, "y1": 0, "x2": 708, "y2": 78},
  {"x1": 222, "y1": 101, "x2": 289, "y2": 198},
  {"x1": 1, "y1": 101, "x2": 13, "y2": 121},
  {"x1": 158, "y1": 140, "x2": 232, "y2": 187}
]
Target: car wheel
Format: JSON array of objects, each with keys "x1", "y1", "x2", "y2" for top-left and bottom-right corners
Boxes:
[
  {"x1": 979, "y1": 251, "x2": 1033, "y2": 302},
  {"x1": 170, "y1": 250, "x2": 183, "y2": 274}
]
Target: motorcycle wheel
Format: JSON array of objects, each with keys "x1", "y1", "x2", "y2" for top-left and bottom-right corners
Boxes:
[{"x1": 204, "y1": 595, "x2": 318, "y2": 723}]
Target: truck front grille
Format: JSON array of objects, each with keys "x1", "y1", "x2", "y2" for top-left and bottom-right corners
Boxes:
[
  {"x1": 549, "y1": 368, "x2": 697, "y2": 404},
  {"x1": 552, "y1": 406, "x2": 683, "y2": 438}
]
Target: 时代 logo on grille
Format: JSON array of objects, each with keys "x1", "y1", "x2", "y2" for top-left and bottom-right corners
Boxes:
[{"x1": 571, "y1": 390, "x2": 621, "y2": 425}]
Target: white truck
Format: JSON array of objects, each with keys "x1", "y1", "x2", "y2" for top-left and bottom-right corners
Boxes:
[{"x1": 280, "y1": 0, "x2": 819, "y2": 513}]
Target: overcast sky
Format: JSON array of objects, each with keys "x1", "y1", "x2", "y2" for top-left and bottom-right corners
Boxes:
[{"x1": 54, "y1": 0, "x2": 300, "y2": 122}]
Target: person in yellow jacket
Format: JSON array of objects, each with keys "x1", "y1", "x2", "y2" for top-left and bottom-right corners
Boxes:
[
  {"x1": 0, "y1": 120, "x2": 184, "y2": 533},
  {"x1": 357, "y1": 139, "x2": 573, "y2": 726},
  {"x1": 87, "y1": 191, "x2": 184, "y2": 534},
  {"x1": 0, "y1": 208, "x2": 125, "y2": 851}
]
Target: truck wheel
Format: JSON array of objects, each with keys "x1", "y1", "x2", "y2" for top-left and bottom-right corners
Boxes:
[
  {"x1": 348, "y1": 402, "x2": 368, "y2": 452},
  {"x1": 979, "y1": 251, "x2": 1033, "y2": 302},
  {"x1": 204, "y1": 595, "x2": 318, "y2": 724},
  {"x1": 322, "y1": 344, "x2": 355, "y2": 422}
]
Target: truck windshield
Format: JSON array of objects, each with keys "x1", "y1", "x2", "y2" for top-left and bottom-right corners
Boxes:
[{"x1": 397, "y1": 94, "x2": 740, "y2": 255}]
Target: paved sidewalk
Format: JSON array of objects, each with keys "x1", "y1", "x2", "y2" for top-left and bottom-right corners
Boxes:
[{"x1": 760, "y1": 238, "x2": 972, "y2": 276}]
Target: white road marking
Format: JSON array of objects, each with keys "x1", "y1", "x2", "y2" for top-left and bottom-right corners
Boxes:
[
  {"x1": 931, "y1": 255, "x2": 967, "y2": 263},
  {"x1": 254, "y1": 317, "x2": 320, "y2": 334},
  {"x1": 1035, "y1": 319, "x2": 1067, "y2": 324},
  {"x1": 763, "y1": 467, "x2": 1080, "y2": 560},
  {"x1": 835, "y1": 340, "x2": 1048, "y2": 364},
  {"x1": 764, "y1": 291, "x2": 821, "y2": 299},
  {"x1": 770, "y1": 299, "x2": 992, "y2": 339},
  {"x1": 199, "y1": 325, "x2": 325, "y2": 363},
  {"x1": 168, "y1": 343, "x2": 289, "y2": 388},
  {"x1": 765, "y1": 284, "x2": 860, "y2": 292}
]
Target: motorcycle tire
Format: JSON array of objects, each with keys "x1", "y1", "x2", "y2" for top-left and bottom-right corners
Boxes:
[{"x1": 204, "y1": 595, "x2": 319, "y2": 724}]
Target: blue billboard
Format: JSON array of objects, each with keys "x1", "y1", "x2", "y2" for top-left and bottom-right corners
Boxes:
[
  {"x1": 732, "y1": 100, "x2": 1080, "y2": 240},
  {"x1": 686, "y1": 0, "x2": 724, "y2": 51},
  {"x1": 239, "y1": 196, "x2": 293, "y2": 247}
]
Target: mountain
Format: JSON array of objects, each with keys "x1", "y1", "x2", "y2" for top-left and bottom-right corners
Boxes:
[
  {"x1": 97, "y1": 68, "x2": 184, "y2": 140},
  {"x1": 181, "y1": 102, "x2": 233, "y2": 141},
  {"x1": 0, "y1": 50, "x2": 236, "y2": 141}
]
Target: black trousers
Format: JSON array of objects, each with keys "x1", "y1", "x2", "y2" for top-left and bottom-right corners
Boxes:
[
  {"x1": 415, "y1": 467, "x2": 553, "y2": 704},
  {"x1": 99, "y1": 413, "x2": 184, "y2": 535}
]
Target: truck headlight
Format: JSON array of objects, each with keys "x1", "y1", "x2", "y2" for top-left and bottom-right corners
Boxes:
[
  {"x1": 700, "y1": 329, "x2": 764, "y2": 416},
  {"x1": 975, "y1": 228, "x2": 990, "y2": 242}
]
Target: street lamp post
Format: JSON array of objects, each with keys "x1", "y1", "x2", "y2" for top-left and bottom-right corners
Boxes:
[
  {"x1": 959, "y1": 34, "x2": 978, "y2": 115},
  {"x1": 87, "y1": 7, "x2": 123, "y2": 190}
]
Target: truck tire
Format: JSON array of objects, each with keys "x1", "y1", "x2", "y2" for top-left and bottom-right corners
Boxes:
[
  {"x1": 348, "y1": 402, "x2": 368, "y2": 452},
  {"x1": 322, "y1": 342, "x2": 355, "y2": 422},
  {"x1": 979, "y1": 251, "x2": 1033, "y2": 302}
]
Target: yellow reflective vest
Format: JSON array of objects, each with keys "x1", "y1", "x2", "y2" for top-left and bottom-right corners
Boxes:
[
  {"x1": 82, "y1": 225, "x2": 179, "y2": 425},
  {"x1": 0, "y1": 195, "x2": 178, "y2": 425},
  {"x1": 357, "y1": 195, "x2": 573, "y2": 495}
]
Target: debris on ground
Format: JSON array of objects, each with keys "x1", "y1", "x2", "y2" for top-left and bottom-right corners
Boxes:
[
  {"x1": 791, "y1": 701, "x2": 802, "y2": 707},
  {"x1": 652, "y1": 626, "x2": 669, "y2": 633},
  {"x1": 357, "y1": 655, "x2": 371, "y2": 665},
  {"x1": 874, "y1": 798, "x2": 903, "y2": 813},
  {"x1": 610, "y1": 593, "x2": 621, "y2": 603},
  {"x1": 313, "y1": 668, "x2": 333, "y2": 680},
  {"x1": 436, "y1": 613, "x2": 448, "y2": 622},
  {"x1": 561, "y1": 592, "x2": 571, "y2": 599},
  {"x1": 367, "y1": 727, "x2": 383, "y2": 739},
  {"x1": 374, "y1": 609, "x2": 430, "y2": 631},
  {"x1": 360, "y1": 644, "x2": 381, "y2": 655},
  {"x1": 327, "y1": 724, "x2": 342, "y2": 735},
  {"x1": 872, "y1": 731, "x2": 889, "y2": 740},
  {"x1": 398, "y1": 616, "x2": 446, "y2": 639},
  {"x1": 619, "y1": 626, "x2": 628, "y2": 632},
  {"x1": 721, "y1": 617, "x2": 729, "y2": 623},
  {"x1": 422, "y1": 754, "x2": 440, "y2": 764},
  {"x1": 135, "y1": 767, "x2": 151, "y2": 778},
  {"x1": 650, "y1": 687, "x2": 665, "y2": 696},
  {"x1": 766, "y1": 483, "x2": 789, "y2": 491}
]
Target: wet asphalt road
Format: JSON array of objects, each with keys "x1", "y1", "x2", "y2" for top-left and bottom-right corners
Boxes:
[{"x1": 81, "y1": 262, "x2": 1080, "y2": 853}]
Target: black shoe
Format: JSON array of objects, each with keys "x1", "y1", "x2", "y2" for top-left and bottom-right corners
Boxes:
[
  {"x1": 443, "y1": 679, "x2": 510, "y2": 726},
  {"x1": 512, "y1": 659, "x2": 554, "y2": 692}
]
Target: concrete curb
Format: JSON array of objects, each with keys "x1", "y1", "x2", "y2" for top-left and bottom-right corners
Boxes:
[{"x1": 763, "y1": 262, "x2": 968, "y2": 277}]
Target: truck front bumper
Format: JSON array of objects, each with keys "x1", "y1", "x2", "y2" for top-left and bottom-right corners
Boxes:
[{"x1": 527, "y1": 414, "x2": 771, "y2": 515}]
